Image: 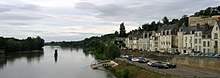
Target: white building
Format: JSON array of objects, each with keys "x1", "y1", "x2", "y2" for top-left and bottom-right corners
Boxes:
[
  {"x1": 211, "y1": 21, "x2": 220, "y2": 53},
  {"x1": 124, "y1": 21, "x2": 220, "y2": 54}
]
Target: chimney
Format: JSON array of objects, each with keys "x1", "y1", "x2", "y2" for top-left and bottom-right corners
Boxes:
[{"x1": 196, "y1": 23, "x2": 200, "y2": 31}]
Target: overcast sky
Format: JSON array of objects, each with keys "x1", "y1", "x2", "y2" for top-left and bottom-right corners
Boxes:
[{"x1": 0, "y1": 0, "x2": 220, "y2": 42}]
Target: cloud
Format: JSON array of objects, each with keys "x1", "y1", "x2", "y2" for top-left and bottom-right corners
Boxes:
[
  {"x1": 1, "y1": 0, "x2": 220, "y2": 41},
  {"x1": 0, "y1": 12, "x2": 47, "y2": 20},
  {"x1": 0, "y1": 3, "x2": 40, "y2": 13},
  {"x1": 75, "y1": 0, "x2": 220, "y2": 23},
  {"x1": 4, "y1": 22, "x2": 30, "y2": 26}
]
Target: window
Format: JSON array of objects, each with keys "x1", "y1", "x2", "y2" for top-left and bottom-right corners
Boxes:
[
  {"x1": 203, "y1": 49, "x2": 205, "y2": 53},
  {"x1": 207, "y1": 41, "x2": 210, "y2": 47},
  {"x1": 214, "y1": 33, "x2": 218, "y2": 39},
  {"x1": 214, "y1": 41, "x2": 218, "y2": 48},
  {"x1": 191, "y1": 43, "x2": 192, "y2": 48},
  {"x1": 203, "y1": 41, "x2": 206, "y2": 47},
  {"x1": 199, "y1": 33, "x2": 202, "y2": 37},
  {"x1": 216, "y1": 27, "x2": 218, "y2": 31},
  {"x1": 196, "y1": 33, "x2": 198, "y2": 37},
  {"x1": 199, "y1": 39, "x2": 201, "y2": 44},
  {"x1": 185, "y1": 37, "x2": 187, "y2": 42},
  {"x1": 199, "y1": 46, "x2": 201, "y2": 51},
  {"x1": 195, "y1": 39, "x2": 197, "y2": 44}
]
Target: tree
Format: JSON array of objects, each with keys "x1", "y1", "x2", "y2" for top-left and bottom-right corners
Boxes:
[
  {"x1": 179, "y1": 15, "x2": 188, "y2": 26},
  {"x1": 150, "y1": 21, "x2": 156, "y2": 30},
  {"x1": 198, "y1": 10, "x2": 205, "y2": 16},
  {"x1": 142, "y1": 23, "x2": 150, "y2": 31},
  {"x1": 204, "y1": 7, "x2": 212, "y2": 16},
  {"x1": 119, "y1": 22, "x2": 126, "y2": 37},
  {"x1": 138, "y1": 27, "x2": 142, "y2": 31},
  {"x1": 114, "y1": 31, "x2": 119, "y2": 36},
  {"x1": 162, "y1": 16, "x2": 169, "y2": 24}
]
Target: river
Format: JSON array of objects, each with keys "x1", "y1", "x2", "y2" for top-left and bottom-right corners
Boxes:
[{"x1": 0, "y1": 46, "x2": 114, "y2": 78}]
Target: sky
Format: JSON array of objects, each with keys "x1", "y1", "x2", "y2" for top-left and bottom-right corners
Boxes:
[{"x1": 0, "y1": 0, "x2": 220, "y2": 42}]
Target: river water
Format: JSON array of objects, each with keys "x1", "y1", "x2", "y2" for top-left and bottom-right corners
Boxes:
[{"x1": 0, "y1": 46, "x2": 114, "y2": 78}]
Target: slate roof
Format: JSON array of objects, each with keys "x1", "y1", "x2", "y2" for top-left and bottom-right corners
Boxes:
[
  {"x1": 179, "y1": 23, "x2": 213, "y2": 38},
  {"x1": 157, "y1": 24, "x2": 177, "y2": 32}
]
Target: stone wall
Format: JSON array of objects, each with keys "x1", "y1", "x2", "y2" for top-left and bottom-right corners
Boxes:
[
  {"x1": 189, "y1": 15, "x2": 220, "y2": 26},
  {"x1": 170, "y1": 56, "x2": 220, "y2": 71}
]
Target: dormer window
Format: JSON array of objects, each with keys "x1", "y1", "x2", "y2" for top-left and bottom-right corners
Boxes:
[{"x1": 216, "y1": 27, "x2": 218, "y2": 31}]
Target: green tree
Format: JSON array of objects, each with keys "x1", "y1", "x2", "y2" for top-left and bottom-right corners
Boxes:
[
  {"x1": 204, "y1": 7, "x2": 212, "y2": 16},
  {"x1": 162, "y1": 16, "x2": 169, "y2": 24},
  {"x1": 142, "y1": 23, "x2": 150, "y2": 31},
  {"x1": 119, "y1": 22, "x2": 126, "y2": 37}
]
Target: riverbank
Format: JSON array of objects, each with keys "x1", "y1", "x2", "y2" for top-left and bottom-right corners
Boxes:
[{"x1": 106, "y1": 60, "x2": 175, "y2": 78}]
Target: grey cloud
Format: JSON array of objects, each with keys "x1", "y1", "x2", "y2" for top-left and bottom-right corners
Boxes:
[
  {"x1": 0, "y1": 3, "x2": 40, "y2": 13},
  {"x1": 5, "y1": 22, "x2": 30, "y2": 26},
  {"x1": 75, "y1": 0, "x2": 220, "y2": 23},
  {"x1": 0, "y1": 12, "x2": 50, "y2": 20},
  {"x1": 18, "y1": 29, "x2": 45, "y2": 33},
  {"x1": 60, "y1": 31, "x2": 102, "y2": 35}
]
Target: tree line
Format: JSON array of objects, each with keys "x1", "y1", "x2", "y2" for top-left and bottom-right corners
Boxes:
[
  {"x1": 0, "y1": 36, "x2": 44, "y2": 53},
  {"x1": 192, "y1": 6, "x2": 220, "y2": 17}
]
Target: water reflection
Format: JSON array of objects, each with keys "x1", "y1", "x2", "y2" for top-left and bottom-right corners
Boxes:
[
  {"x1": 0, "y1": 52, "x2": 44, "y2": 69},
  {"x1": 54, "y1": 49, "x2": 58, "y2": 63},
  {"x1": 0, "y1": 46, "x2": 114, "y2": 78}
]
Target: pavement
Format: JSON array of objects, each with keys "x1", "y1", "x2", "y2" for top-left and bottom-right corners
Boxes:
[{"x1": 116, "y1": 58, "x2": 220, "y2": 78}]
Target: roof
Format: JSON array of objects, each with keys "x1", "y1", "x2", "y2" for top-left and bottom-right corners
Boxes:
[
  {"x1": 179, "y1": 23, "x2": 213, "y2": 38},
  {"x1": 127, "y1": 30, "x2": 143, "y2": 40},
  {"x1": 157, "y1": 24, "x2": 177, "y2": 32}
]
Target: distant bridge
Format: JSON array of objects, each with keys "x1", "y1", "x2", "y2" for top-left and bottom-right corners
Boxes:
[{"x1": 90, "y1": 60, "x2": 118, "y2": 69}]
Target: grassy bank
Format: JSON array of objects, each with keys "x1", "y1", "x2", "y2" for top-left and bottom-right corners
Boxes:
[{"x1": 106, "y1": 60, "x2": 175, "y2": 78}]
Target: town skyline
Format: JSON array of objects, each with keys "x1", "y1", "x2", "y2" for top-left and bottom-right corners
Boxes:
[{"x1": 0, "y1": 0, "x2": 220, "y2": 42}]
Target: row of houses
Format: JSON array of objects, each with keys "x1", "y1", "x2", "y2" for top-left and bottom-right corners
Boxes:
[{"x1": 124, "y1": 21, "x2": 220, "y2": 54}]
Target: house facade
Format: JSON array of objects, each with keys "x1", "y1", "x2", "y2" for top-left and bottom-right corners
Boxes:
[{"x1": 124, "y1": 21, "x2": 220, "y2": 54}]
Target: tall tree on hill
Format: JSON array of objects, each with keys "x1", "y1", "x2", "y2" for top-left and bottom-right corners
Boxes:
[
  {"x1": 119, "y1": 22, "x2": 126, "y2": 37},
  {"x1": 162, "y1": 16, "x2": 169, "y2": 24}
]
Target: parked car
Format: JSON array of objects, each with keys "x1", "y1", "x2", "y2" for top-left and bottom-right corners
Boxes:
[
  {"x1": 151, "y1": 62, "x2": 169, "y2": 69},
  {"x1": 213, "y1": 54, "x2": 220, "y2": 57},
  {"x1": 138, "y1": 58, "x2": 149, "y2": 63},
  {"x1": 147, "y1": 61, "x2": 156, "y2": 66},
  {"x1": 127, "y1": 55, "x2": 133, "y2": 61},
  {"x1": 165, "y1": 62, "x2": 177, "y2": 68},
  {"x1": 121, "y1": 55, "x2": 129, "y2": 58},
  {"x1": 207, "y1": 53, "x2": 216, "y2": 57},
  {"x1": 131, "y1": 58, "x2": 139, "y2": 62}
]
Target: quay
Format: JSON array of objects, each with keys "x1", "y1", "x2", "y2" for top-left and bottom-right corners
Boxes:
[{"x1": 90, "y1": 60, "x2": 118, "y2": 69}]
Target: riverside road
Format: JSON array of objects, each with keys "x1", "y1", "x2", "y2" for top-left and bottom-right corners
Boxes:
[{"x1": 116, "y1": 58, "x2": 220, "y2": 78}]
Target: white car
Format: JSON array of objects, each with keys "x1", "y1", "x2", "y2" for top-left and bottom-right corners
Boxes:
[
  {"x1": 147, "y1": 61, "x2": 156, "y2": 66},
  {"x1": 121, "y1": 55, "x2": 129, "y2": 58},
  {"x1": 131, "y1": 58, "x2": 139, "y2": 62}
]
